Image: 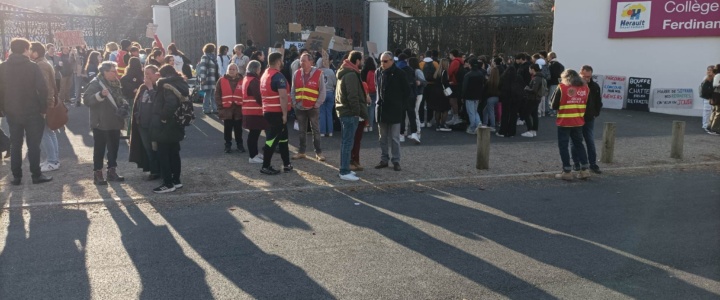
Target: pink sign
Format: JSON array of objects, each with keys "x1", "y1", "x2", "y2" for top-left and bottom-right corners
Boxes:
[{"x1": 608, "y1": 0, "x2": 720, "y2": 38}]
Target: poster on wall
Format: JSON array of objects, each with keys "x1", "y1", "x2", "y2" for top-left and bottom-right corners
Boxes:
[
  {"x1": 651, "y1": 88, "x2": 694, "y2": 109},
  {"x1": 625, "y1": 77, "x2": 652, "y2": 111},
  {"x1": 608, "y1": 0, "x2": 720, "y2": 38},
  {"x1": 601, "y1": 75, "x2": 627, "y2": 109}
]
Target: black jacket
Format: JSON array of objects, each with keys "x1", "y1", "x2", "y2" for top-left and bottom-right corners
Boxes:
[
  {"x1": 499, "y1": 64, "x2": 517, "y2": 101},
  {"x1": 152, "y1": 75, "x2": 188, "y2": 143},
  {"x1": 376, "y1": 64, "x2": 410, "y2": 124},
  {"x1": 461, "y1": 69, "x2": 486, "y2": 100},
  {"x1": 548, "y1": 60, "x2": 565, "y2": 86},
  {"x1": 0, "y1": 54, "x2": 49, "y2": 117},
  {"x1": 517, "y1": 62, "x2": 532, "y2": 86},
  {"x1": 584, "y1": 79, "x2": 602, "y2": 121}
]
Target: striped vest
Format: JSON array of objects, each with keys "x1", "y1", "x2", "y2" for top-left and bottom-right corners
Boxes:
[
  {"x1": 260, "y1": 68, "x2": 291, "y2": 114},
  {"x1": 293, "y1": 68, "x2": 322, "y2": 109},
  {"x1": 242, "y1": 75, "x2": 263, "y2": 116},
  {"x1": 219, "y1": 77, "x2": 243, "y2": 108},
  {"x1": 556, "y1": 83, "x2": 589, "y2": 127}
]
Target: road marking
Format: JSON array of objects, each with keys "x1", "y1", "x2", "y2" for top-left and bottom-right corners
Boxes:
[{"x1": 3, "y1": 161, "x2": 718, "y2": 209}]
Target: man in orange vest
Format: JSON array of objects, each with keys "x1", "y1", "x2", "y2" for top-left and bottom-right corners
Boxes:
[
  {"x1": 260, "y1": 52, "x2": 292, "y2": 175},
  {"x1": 290, "y1": 53, "x2": 327, "y2": 162},
  {"x1": 550, "y1": 69, "x2": 591, "y2": 181}
]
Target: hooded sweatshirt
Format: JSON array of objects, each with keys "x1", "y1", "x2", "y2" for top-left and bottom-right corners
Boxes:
[{"x1": 335, "y1": 60, "x2": 368, "y2": 119}]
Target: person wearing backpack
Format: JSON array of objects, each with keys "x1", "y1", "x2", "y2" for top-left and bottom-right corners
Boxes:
[
  {"x1": 700, "y1": 65, "x2": 716, "y2": 133},
  {"x1": 197, "y1": 43, "x2": 219, "y2": 114},
  {"x1": 419, "y1": 51, "x2": 438, "y2": 127},
  {"x1": 396, "y1": 53, "x2": 420, "y2": 144},
  {"x1": 521, "y1": 64, "x2": 547, "y2": 137},
  {"x1": 151, "y1": 65, "x2": 189, "y2": 193}
]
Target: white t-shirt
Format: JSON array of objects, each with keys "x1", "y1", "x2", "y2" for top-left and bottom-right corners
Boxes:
[
  {"x1": 173, "y1": 55, "x2": 184, "y2": 73},
  {"x1": 536, "y1": 58, "x2": 547, "y2": 69}
]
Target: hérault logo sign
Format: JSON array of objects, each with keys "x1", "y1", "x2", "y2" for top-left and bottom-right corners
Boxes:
[{"x1": 616, "y1": 1, "x2": 652, "y2": 32}]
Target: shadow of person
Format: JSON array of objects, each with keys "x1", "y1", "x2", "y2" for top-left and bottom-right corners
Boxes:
[
  {"x1": 359, "y1": 184, "x2": 720, "y2": 299},
  {"x1": 147, "y1": 196, "x2": 335, "y2": 299},
  {"x1": 294, "y1": 189, "x2": 555, "y2": 299},
  {"x1": 0, "y1": 189, "x2": 91, "y2": 299},
  {"x1": 98, "y1": 185, "x2": 213, "y2": 299}
]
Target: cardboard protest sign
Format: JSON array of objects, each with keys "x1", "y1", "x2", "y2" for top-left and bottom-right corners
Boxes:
[
  {"x1": 284, "y1": 41, "x2": 305, "y2": 49},
  {"x1": 146, "y1": 23, "x2": 159, "y2": 38},
  {"x1": 289, "y1": 23, "x2": 302, "y2": 33},
  {"x1": 315, "y1": 26, "x2": 335, "y2": 35},
  {"x1": 305, "y1": 31, "x2": 332, "y2": 51},
  {"x1": 331, "y1": 36, "x2": 353, "y2": 52},
  {"x1": 268, "y1": 47, "x2": 284, "y2": 60},
  {"x1": 625, "y1": 77, "x2": 652, "y2": 112},
  {"x1": 54, "y1": 31, "x2": 86, "y2": 48},
  {"x1": 367, "y1": 42, "x2": 378, "y2": 58},
  {"x1": 601, "y1": 75, "x2": 627, "y2": 109},
  {"x1": 651, "y1": 88, "x2": 694, "y2": 109}
]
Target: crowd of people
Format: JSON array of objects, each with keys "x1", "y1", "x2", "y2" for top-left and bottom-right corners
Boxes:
[{"x1": 2, "y1": 35, "x2": 718, "y2": 191}]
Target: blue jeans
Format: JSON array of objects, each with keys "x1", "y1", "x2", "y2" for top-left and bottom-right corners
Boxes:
[
  {"x1": 558, "y1": 126, "x2": 587, "y2": 172},
  {"x1": 465, "y1": 100, "x2": 481, "y2": 131},
  {"x1": 319, "y1": 91, "x2": 334, "y2": 135},
  {"x1": 41, "y1": 126, "x2": 59, "y2": 164},
  {"x1": 202, "y1": 88, "x2": 217, "y2": 113},
  {"x1": 483, "y1": 96, "x2": 499, "y2": 127},
  {"x1": 368, "y1": 93, "x2": 377, "y2": 129},
  {"x1": 571, "y1": 118, "x2": 598, "y2": 169},
  {"x1": 339, "y1": 116, "x2": 359, "y2": 175}
]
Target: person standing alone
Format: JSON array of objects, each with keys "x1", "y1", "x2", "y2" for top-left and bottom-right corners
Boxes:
[{"x1": 0, "y1": 38, "x2": 52, "y2": 185}]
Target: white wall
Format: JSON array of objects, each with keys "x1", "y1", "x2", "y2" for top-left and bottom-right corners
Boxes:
[
  {"x1": 368, "y1": 0, "x2": 389, "y2": 55},
  {"x1": 552, "y1": 0, "x2": 720, "y2": 116},
  {"x1": 152, "y1": 5, "x2": 172, "y2": 48},
  {"x1": 215, "y1": 0, "x2": 236, "y2": 49}
]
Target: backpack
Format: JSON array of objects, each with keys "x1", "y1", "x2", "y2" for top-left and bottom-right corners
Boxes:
[
  {"x1": 700, "y1": 80, "x2": 713, "y2": 99},
  {"x1": 163, "y1": 83, "x2": 196, "y2": 126},
  {"x1": 541, "y1": 64, "x2": 551, "y2": 81},
  {"x1": 422, "y1": 61, "x2": 436, "y2": 83}
]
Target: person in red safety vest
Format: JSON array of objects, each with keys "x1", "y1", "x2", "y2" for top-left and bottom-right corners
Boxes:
[
  {"x1": 215, "y1": 63, "x2": 245, "y2": 154},
  {"x1": 290, "y1": 53, "x2": 327, "y2": 162},
  {"x1": 116, "y1": 40, "x2": 131, "y2": 76},
  {"x1": 550, "y1": 69, "x2": 591, "y2": 181},
  {"x1": 259, "y1": 52, "x2": 292, "y2": 175}
]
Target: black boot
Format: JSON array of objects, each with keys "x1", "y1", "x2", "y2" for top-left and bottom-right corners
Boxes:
[
  {"x1": 237, "y1": 142, "x2": 246, "y2": 153},
  {"x1": 224, "y1": 142, "x2": 232, "y2": 153}
]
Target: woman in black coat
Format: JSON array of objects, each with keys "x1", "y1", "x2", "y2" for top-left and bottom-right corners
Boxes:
[
  {"x1": 121, "y1": 57, "x2": 144, "y2": 136},
  {"x1": 151, "y1": 65, "x2": 189, "y2": 193}
]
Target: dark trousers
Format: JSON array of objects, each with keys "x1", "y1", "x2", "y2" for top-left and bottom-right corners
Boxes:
[
  {"x1": 499, "y1": 100, "x2": 519, "y2": 136},
  {"x1": 7, "y1": 114, "x2": 45, "y2": 178},
  {"x1": 558, "y1": 126, "x2": 588, "y2": 172},
  {"x1": 262, "y1": 112, "x2": 290, "y2": 168},
  {"x1": 351, "y1": 120, "x2": 367, "y2": 164},
  {"x1": 138, "y1": 127, "x2": 160, "y2": 175},
  {"x1": 224, "y1": 119, "x2": 243, "y2": 145},
  {"x1": 400, "y1": 97, "x2": 419, "y2": 134},
  {"x1": 247, "y1": 129, "x2": 262, "y2": 158},
  {"x1": 157, "y1": 142, "x2": 181, "y2": 185},
  {"x1": 93, "y1": 129, "x2": 120, "y2": 171},
  {"x1": 572, "y1": 118, "x2": 598, "y2": 168},
  {"x1": 524, "y1": 99, "x2": 541, "y2": 132}
]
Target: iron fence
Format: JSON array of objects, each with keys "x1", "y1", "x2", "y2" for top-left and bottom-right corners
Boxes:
[
  {"x1": 388, "y1": 14, "x2": 554, "y2": 56},
  {"x1": 0, "y1": 11, "x2": 152, "y2": 56},
  {"x1": 169, "y1": 0, "x2": 216, "y2": 64}
]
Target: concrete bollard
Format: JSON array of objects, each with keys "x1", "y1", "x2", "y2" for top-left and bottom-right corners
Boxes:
[
  {"x1": 601, "y1": 122, "x2": 616, "y2": 164},
  {"x1": 476, "y1": 127, "x2": 491, "y2": 170},
  {"x1": 670, "y1": 120, "x2": 685, "y2": 159}
]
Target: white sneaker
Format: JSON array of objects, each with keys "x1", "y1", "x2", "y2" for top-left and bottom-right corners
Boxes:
[
  {"x1": 466, "y1": 129, "x2": 476, "y2": 135},
  {"x1": 532, "y1": 131, "x2": 538, "y2": 137},
  {"x1": 521, "y1": 131, "x2": 534, "y2": 138},
  {"x1": 489, "y1": 127, "x2": 496, "y2": 132},
  {"x1": 328, "y1": 133, "x2": 333, "y2": 137},
  {"x1": 363, "y1": 127, "x2": 368, "y2": 132},
  {"x1": 248, "y1": 156, "x2": 263, "y2": 164},
  {"x1": 339, "y1": 173, "x2": 360, "y2": 181},
  {"x1": 293, "y1": 121, "x2": 299, "y2": 131},
  {"x1": 409, "y1": 133, "x2": 421, "y2": 144},
  {"x1": 517, "y1": 120, "x2": 525, "y2": 126},
  {"x1": 399, "y1": 135, "x2": 406, "y2": 142},
  {"x1": 41, "y1": 162, "x2": 60, "y2": 172}
]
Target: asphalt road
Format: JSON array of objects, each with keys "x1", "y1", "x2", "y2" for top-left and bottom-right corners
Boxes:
[{"x1": 1, "y1": 166, "x2": 718, "y2": 299}]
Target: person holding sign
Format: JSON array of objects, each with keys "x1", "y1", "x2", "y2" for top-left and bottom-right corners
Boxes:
[
  {"x1": 550, "y1": 69, "x2": 591, "y2": 181},
  {"x1": 290, "y1": 53, "x2": 326, "y2": 162}
]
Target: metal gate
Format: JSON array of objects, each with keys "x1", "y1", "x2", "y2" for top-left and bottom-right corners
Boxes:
[
  {"x1": 0, "y1": 11, "x2": 152, "y2": 56},
  {"x1": 388, "y1": 14, "x2": 554, "y2": 56}
]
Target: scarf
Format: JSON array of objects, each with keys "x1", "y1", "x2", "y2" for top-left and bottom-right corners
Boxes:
[
  {"x1": 98, "y1": 74, "x2": 127, "y2": 105},
  {"x1": 341, "y1": 59, "x2": 360, "y2": 73}
]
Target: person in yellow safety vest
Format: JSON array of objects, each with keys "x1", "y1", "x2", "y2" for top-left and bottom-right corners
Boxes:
[
  {"x1": 115, "y1": 40, "x2": 131, "y2": 76},
  {"x1": 215, "y1": 63, "x2": 246, "y2": 154},
  {"x1": 259, "y1": 52, "x2": 292, "y2": 175},
  {"x1": 550, "y1": 69, "x2": 591, "y2": 181},
  {"x1": 290, "y1": 53, "x2": 327, "y2": 162}
]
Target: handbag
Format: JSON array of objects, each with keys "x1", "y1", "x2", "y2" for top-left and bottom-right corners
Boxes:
[
  {"x1": 441, "y1": 70, "x2": 452, "y2": 96},
  {"x1": 46, "y1": 97, "x2": 68, "y2": 130}
]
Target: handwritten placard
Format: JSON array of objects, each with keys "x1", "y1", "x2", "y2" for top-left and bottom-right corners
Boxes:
[
  {"x1": 306, "y1": 31, "x2": 332, "y2": 51},
  {"x1": 625, "y1": 77, "x2": 652, "y2": 112},
  {"x1": 651, "y1": 88, "x2": 694, "y2": 109},
  {"x1": 315, "y1": 26, "x2": 335, "y2": 35},
  {"x1": 268, "y1": 47, "x2": 284, "y2": 60},
  {"x1": 367, "y1": 41, "x2": 378, "y2": 58},
  {"x1": 331, "y1": 36, "x2": 353, "y2": 52},
  {"x1": 601, "y1": 75, "x2": 627, "y2": 110},
  {"x1": 146, "y1": 23, "x2": 159, "y2": 38},
  {"x1": 54, "y1": 31, "x2": 86, "y2": 48},
  {"x1": 288, "y1": 23, "x2": 302, "y2": 33},
  {"x1": 284, "y1": 41, "x2": 305, "y2": 50}
]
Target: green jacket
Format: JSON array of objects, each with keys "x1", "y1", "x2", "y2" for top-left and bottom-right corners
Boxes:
[{"x1": 335, "y1": 65, "x2": 368, "y2": 119}]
